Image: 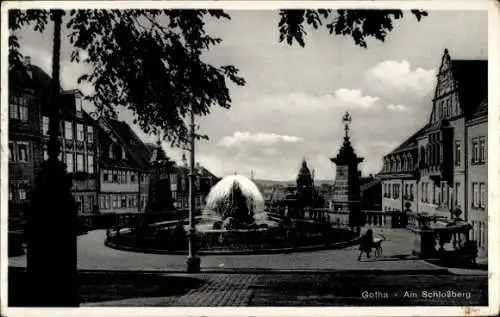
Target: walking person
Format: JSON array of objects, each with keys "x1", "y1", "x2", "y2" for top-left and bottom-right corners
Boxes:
[{"x1": 358, "y1": 229, "x2": 374, "y2": 261}]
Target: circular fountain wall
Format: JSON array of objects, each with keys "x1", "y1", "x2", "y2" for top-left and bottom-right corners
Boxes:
[{"x1": 105, "y1": 174, "x2": 359, "y2": 254}]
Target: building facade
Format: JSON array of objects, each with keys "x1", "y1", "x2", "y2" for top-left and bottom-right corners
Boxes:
[
  {"x1": 8, "y1": 58, "x2": 45, "y2": 221},
  {"x1": 170, "y1": 155, "x2": 219, "y2": 211},
  {"x1": 97, "y1": 118, "x2": 151, "y2": 214},
  {"x1": 379, "y1": 49, "x2": 488, "y2": 258},
  {"x1": 44, "y1": 90, "x2": 99, "y2": 215}
]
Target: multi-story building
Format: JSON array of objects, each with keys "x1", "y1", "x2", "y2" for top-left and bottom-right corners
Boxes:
[
  {"x1": 170, "y1": 154, "x2": 219, "y2": 211},
  {"x1": 8, "y1": 58, "x2": 100, "y2": 218},
  {"x1": 97, "y1": 118, "x2": 151, "y2": 214},
  {"x1": 8, "y1": 57, "x2": 45, "y2": 221},
  {"x1": 379, "y1": 49, "x2": 488, "y2": 258},
  {"x1": 378, "y1": 127, "x2": 426, "y2": 214},
  {"x1": 42, "y1": 89, "x2": 99, "y2": 215}
]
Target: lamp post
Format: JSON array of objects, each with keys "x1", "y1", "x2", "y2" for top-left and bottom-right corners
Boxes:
[
  {"x1": 186, "y1": 105, "x2": 201, "y2": 273},
  {"x1": 26, "y1": 9, "x2": 78, "y2": 306}
]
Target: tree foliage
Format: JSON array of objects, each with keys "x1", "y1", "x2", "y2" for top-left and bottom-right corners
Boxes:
[
  {"x1": 278, "y1": 9, "x2": 428, "y2": 48},
  {"x1": 8, "y1": 9, "x2": 427, "y2": 145}
]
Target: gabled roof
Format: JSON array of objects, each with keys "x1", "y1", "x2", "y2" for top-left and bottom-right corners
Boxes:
[
  {"x1": 100, "y1": 118, "x2": 151, "y2": 170},
  {"x1": 451, "y1": 59, "x2": 487, "y2": 118}
]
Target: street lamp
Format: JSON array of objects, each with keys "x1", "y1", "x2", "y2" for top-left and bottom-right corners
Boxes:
[
  {"x1": 186, "y1": 105, "x2": 201, "y2": 273},
  {"x1": 27, "y1": 10, "x2": 78, "y2": 306}
]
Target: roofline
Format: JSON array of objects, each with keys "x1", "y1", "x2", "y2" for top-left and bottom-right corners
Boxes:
[{"x1": 98, "y1": 117, "x2": 150, "y2": 170}]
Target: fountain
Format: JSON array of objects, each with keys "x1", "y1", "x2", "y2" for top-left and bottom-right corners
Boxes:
[
  {"x1": 105, "y1": 174, "x2": 358, "y2": 254},
  {"x1": 201, "y1": 174, "x2": 278, "y2": 230}
]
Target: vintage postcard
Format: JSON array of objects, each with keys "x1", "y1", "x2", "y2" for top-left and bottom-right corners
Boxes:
[{"x1": 1, "y1": 0, "x2": 499, "y2": 316}]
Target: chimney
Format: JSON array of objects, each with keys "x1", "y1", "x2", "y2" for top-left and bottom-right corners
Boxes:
[{"x1": 25, "y1": 56, "x2": 31, "y2": 65}]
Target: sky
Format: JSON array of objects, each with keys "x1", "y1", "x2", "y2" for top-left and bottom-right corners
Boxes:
[{"x1": 15, "y1": 9, "x2": 488, "y2": 181}]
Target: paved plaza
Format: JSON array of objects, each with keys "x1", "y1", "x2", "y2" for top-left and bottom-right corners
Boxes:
[
  {"x1": 9, "y1": 227, "x2": 448, "y2": 272},
  {"x1": 8, "y1": 227, "x2": 488, "y2": 306}
]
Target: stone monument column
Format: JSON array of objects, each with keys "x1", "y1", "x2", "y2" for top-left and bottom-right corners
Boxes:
[{"x1": 330, "y1": 112, "x2": 364, "y2": 230}]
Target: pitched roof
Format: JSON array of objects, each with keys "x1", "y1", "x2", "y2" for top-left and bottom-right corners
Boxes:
[
  {"x1": 451, "y1": 59, "x2": 487, "y2": 118},
  {"x1": 360, "y1": 177, "x2": 381, "y2": 192},
  {"x1": 104, "y1": 118, "x2": 151, "y2": 169},
  {"x1": 472, "y1": 97, "x2": 488, "y2": 119},
  {"x1": 9, "y1": 64, "x2": 53, "y2": 94},
  {"x1": 387, "y1": 124, "x2": 428, "y2": 155}
]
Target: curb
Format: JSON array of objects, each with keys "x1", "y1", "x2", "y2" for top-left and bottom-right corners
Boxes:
[
  {"x1": 104, "y1": 235, "x2": 362, "y2": 256},
  {"x1": 10, "y1": 266, "x2": 487, "y2": 276}
]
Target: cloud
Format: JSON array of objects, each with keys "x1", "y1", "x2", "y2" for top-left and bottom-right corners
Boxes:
[
  {"x1": 218, "y1": 131, "x2": 303, "y2": 147},
  {"x1": 20, "y1": 45, "x2": 93, "y2": 95},
  {"x1": 365, "y1": 60, "x2": 435, "y2": 96},
  {"x1": 333, "y1": 89, "x2": 379, "y2": 109},
  {"x1": 386, "y1": 104, "x2": 408, "y2": 111}
]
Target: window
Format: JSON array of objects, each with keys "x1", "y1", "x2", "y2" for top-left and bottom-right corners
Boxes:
[
  {"x1": 17, "y1": 142, "x2": 29, "y2": 162},
  {"x1": 103, "y1": 170, "x2": 109, "y2": 182},
  {"x1": 88, "y1": 155, "x2": 94, "y2": 173},
  {"x1": 43, "y1": 116, "x2": 49, "y2": 135},
  {"x1": 76, "y1": 96, "x2": 83, "y2": 112},
  {"x1": 130, "y1": 172, "x2": 136, "y2": 182},
  {"x1": 480, "y1": 183, "x2": 486, "y2": 209},
  {"x1": 454, "y1": 182, "x2": 460, "y2": 205},
  {"x1": 76, "y1": 124, "x2": 84, "y2": 141},
  {"x1": 8, "y1": 142, "x2": 14, "y2": 161},
  {"x1": 19, "y1": 100, "x2": 28, "y2": 121},
  {"x1": 74, "y1": 195, "x2": 83, "y2": 213},
  {"x1": 410, "y1": 184, "x2": 414, "y2": 200},
  {"x1": 87, "y1": 126, "x2": 94, "y2": 143},
  {"x1": 106, "y1": 195, "x2": 111, "y2": 209},
  {"x1": 441, "y1": 182, "x2": 448, "y2": 204},
  {"x1": 472, "y1": 138, "x2": 479, "y2": 163},
  {"x1": 44, "y1": 148, "x2": 49, "y2": 161},
  {"x1": 112, "y1": 195, "x2": 119, "y2": 209},
  {"x1": 121, "y1": 195, "x2": 127, "y2": 208},
  {"x1": 122, "y1": 148, "x2": 127, "y2": 160},
  {"x1": 405, "y1": 184, "x2": 409, "y2": 198},
  {"x1": 65, "y1": 121, "x2": 73, "y2": 140},
  {"x1": 76, "y1": 154, "x2": 84, "y2": 172},
  {"x1": 108, "y1": 144, "x2": 114, "y2": 159},
  {"x1": 65, "y1": 153, "x2": 74, "y2": 173},
  {"x1": 479, "y1": 137, "x2": 486, "y2": 163},
  {"x1": 8, "y1": 185, "x2": 13, "y2": 201},
  {"x1": 9, "y1": 100, "x2": 19, "y2": 119},
  {"x1": 100, "y1": 196, "x2": 106, "y2": 209},
  {"x1": 112, "y1": 170, "x2": 118, "y2": 182},
  {"x1": 18, "y1": 186, "x2": 27, "y2": 201},
  {"x1": 387, "y1": 184, "x2": 391, "y2": 197},
  {"x1": 472, "y1": 182, "x2": 479, "y2": 208},
  {"x1": 455, "y1": 141, "x2": 461, "y2": 166}
]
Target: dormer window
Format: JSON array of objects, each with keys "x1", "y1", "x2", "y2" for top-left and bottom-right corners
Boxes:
[
  {"x1": 76, "y1": 95, "x2": 83, "y2": 113},
  {"x1": 109, "y1": 144, "x2": 114, "y2": 159}
]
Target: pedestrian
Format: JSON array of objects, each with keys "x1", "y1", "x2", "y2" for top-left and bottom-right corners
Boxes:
[{"x1": 358, "y1": 229, "x2": 374, "y2": 261}]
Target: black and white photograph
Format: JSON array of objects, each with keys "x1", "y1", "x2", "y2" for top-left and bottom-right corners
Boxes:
[{"x1": 1, "y1": 1, "x2": 499, "y2": 316}]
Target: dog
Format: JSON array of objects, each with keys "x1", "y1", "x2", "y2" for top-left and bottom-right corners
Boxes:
[{"x1": 373, "y1": 234, "x2": 386, "y2": 258}]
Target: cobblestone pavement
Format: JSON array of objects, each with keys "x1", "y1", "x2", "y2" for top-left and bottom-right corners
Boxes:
[
  {"x1": 9, "y1": 227, "x2": 445, "y2": 272},
  {"x1": 80, "y1": 272, "x2": 487, "y2": 307}
]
